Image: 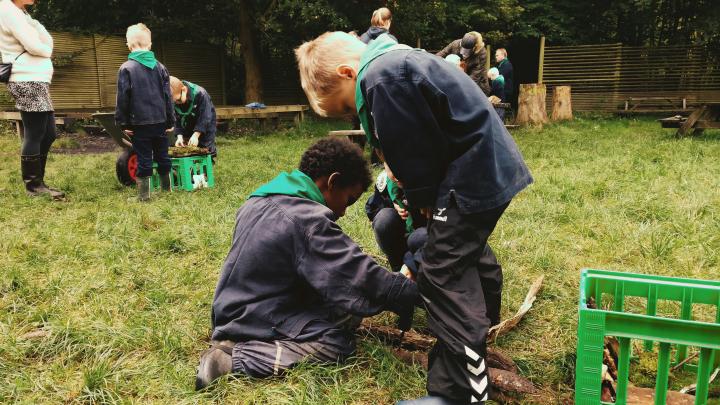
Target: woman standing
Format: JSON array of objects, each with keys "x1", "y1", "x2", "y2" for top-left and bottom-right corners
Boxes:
[
  {"x1": 359, "y1": 7, "x2": 397, "y2": 44},
  {"x1": 0, "y1": 0, "x2": 64, "y2": 199}
]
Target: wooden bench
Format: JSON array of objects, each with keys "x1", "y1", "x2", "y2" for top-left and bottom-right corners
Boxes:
[
  {"x1": 617, "y1": 96, "x2": 696, "y2": 115},
  {"x1": 659, "y1": 103, "x2": 720, "y2": 137}
]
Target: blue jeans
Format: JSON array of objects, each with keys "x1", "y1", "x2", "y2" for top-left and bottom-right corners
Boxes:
[{"x1": 131, "y1": 123, "x2": 171, "y2": 178}]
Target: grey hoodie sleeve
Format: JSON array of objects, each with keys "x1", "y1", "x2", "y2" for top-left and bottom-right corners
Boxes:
[{"x1": 297, "y1": 217, "x2": 418, "y2": 317}]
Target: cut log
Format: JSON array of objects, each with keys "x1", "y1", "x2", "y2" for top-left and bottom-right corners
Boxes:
[
  {"x1": 516, "y1": 83, "x2": 548, "y2": 126},
  {"x1": 359, "y1": 322, "x2": 520, "y2": 373},
  {"x1": 390, "y1": 348, "x2": 537, "y2": 400},
  {"x1": 551, "y1": 86, "x2": 573, "y2": 121}
]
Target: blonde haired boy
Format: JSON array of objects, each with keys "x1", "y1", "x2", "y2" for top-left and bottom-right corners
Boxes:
[
  {"x1": 296, "y1": 31, "x2": 533, "y2": 404},
  {"x1": 115, "y1": 23, "x2": 174, "y2": 200}
]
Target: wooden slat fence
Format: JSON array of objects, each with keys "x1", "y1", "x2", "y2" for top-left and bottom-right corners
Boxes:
[
  {"x1": 541, "y1": 43, "x2": 720, "y2": 112},
  {"x1": 0, "y1": 32, "x2": 225, "y2": 111}
]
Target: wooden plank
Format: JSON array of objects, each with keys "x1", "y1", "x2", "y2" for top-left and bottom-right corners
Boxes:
[
  {"x1": 677, "y1": 106, "x2": 707, "y2": 137},
  {"x1": 328, "y1": 130, "x2": 365, "y2": 136},
  {"x1": 538, "y1": 36, "x2": 545, "y2": 84}
]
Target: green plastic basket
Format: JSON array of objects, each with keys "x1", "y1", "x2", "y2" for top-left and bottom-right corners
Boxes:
[
  {"x1": 150, "y1": 155, "x2": 215, "y2": 192},
  {"x1": 575, "y1": 269, "x2": 720, "y2": 405}
]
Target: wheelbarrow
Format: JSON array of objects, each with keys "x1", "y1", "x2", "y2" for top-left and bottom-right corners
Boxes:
[{"x1": 93, "y1": 112, "x2": 174, "y2": 186}]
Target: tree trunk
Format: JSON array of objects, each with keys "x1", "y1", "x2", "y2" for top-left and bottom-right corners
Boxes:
[
  {"x1": 238, "y1": 0, "x2": 263, "y2": 103},
  {"x1": 551, "y1": 86, "x2": 573, "y2": 121},
  {"x1": 517, "y1": 83, "x2": 548, "y2": 126}
]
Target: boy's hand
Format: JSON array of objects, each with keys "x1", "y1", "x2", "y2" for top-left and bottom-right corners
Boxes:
[
  {"x1": 175, "y1": 135, "x2": 185, "y2": 147},
  {"x1": 393, "y1": 203, "x2": 409, "y2": 220},
  {"x1": 165, "y1": 127, "x2": 175, "y2": 133},
  {"x1": 123, "y1": 129, "x2": 134, "y2": 137},
  {"x1": 189, "y1": 132, "x2": 201, "y2": 147},
  {"x1": 400, "y1": 264, "x2": 414, "y2": 281}
]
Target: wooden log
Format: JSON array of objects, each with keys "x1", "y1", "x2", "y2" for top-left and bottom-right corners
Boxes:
[
  {"x1": 551, "y1": 86, "x2": 573, "y2": 121},
  {"x1": 516, "y1": 83, "x2": 548, "y2": 126}
]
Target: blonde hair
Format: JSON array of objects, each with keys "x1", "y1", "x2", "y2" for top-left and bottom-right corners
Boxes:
[
  {"x1": 126, "y1": 23, "x2": 152, "y2": 50},
  {"x1": 370, "y1": 7, "x2": 392, "y2": 28},
  {"x1": 496, "y1": 48, "x2": 508, "y2": 58},
  {"x1": 467, "y1": 31, "x2": 485, "y2": 54},
  {"x1": 295, "y1": 31, "x2": 366, "y2": 116},
  {"x1": 169, "y1": 76, "x2": 184, "y2": 96}
]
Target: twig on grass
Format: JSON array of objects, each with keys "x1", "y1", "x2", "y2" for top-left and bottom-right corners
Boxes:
[{"x1": 487, "y1": 275, "x2": 545, "y2": 343}]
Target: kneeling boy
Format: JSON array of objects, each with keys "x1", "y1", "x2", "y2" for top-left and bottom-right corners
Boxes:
[
  {"x1": 170, "y1": 76, "x2": 217, "y2": 157},
  {"x1": 296, "y1": 32, "x2": 532, "y2": 404},
  {"x1": 196, "y1": 138, "x2": 418, "y2": 389}
]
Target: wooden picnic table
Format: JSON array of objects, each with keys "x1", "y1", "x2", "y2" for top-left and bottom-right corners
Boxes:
[{"x1": 658, "y1": 102, "x2": 720, "y2": 137}]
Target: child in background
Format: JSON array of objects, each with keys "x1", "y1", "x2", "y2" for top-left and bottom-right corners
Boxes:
[
  {"x1": 487, "y1": 67, "x2": 506, "y2": 121},
  {"x1": 170, "y1": 76, "x2": 217, "y2": 157},
  {"x1": 115, "y1": 23, "x2": 174, "y2": 201},
  {"x1": 359, "y1": 7, "x2": 397, "y2": 44},
  {"x1": 295, "y1": 32, "x2": 532, "y2": 404},
  {"x1": 444, "y1": 54, "x2": 466, "y2": 72}
]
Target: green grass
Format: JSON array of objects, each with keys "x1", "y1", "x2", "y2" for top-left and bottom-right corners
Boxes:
[{"x1": 0, "y1": 117, "x2": 718, "y2": 404}]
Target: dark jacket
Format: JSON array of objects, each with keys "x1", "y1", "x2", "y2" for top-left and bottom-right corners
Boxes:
[
  {"x1": 174, "y1": 82, "x2": 217, "y2": 155},
  {"x1": 359, "y1": 49, "x2": 533, "y2": 214},
  {"x1": 491, "y1": 76, "x2": 506, "y2": 102},
  {"x1": 360, "y1": 26, "x2": 397, "y2": 44},
  {"x1": 365, "y1": 172, "x2": 427, "y2": 231},
  {"x1": 497, "y1": 59, "x2": 514, "y2": 98},
  {"x1": 211, "y1": 194, "x2": 418, "y2": 342},
  {"x1": 115, "y1": 60, "x2": 174, "y2": 128},
  {"x1": 436, "y1": 39, "x2": 491, "y2": 96}
]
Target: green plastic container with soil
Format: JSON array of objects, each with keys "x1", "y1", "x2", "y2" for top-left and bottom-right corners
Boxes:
[
  {"x1": 575, "y1": 269, "x2": 720, "y2": 405},
  {"x1": 92, "y1": 113, "x2": 211, "y2": 186}
]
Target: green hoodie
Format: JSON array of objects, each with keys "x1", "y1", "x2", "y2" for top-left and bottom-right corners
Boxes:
[
  {"x1": 355, "y1": 34, "x2": 411, "y2": 147},
  {"x1": 128, "y1": 50, "x2": 158, "y2": 69},
  {"x1": 248, "y1": 169, "x2": 326, "y2": 206}
]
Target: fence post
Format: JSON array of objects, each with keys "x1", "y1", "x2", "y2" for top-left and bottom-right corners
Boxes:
[
  {"x1": 486, "y1": 44, "x2": 491, "y2": 71},
  {"x1": 538, "y1": 36, "x2": 545, "y2": 84}
]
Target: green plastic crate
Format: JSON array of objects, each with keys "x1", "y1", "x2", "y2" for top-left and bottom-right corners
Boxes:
[
  {"x1": 150, "y1": 155, "x2": 215, "y2": 192},
  {"x1": 576, "y1": 269, "x2": 720, "y2": 405}
]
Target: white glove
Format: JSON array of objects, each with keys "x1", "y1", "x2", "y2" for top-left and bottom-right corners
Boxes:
[
  {"x1": 175, "y1": 135, "x2": 185, "y2": 147},
  {"x1": 189, "y1": 132, "x2": 200, "y2": 147}
]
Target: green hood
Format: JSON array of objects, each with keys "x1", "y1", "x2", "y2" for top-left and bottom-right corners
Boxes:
[
  {"x1": 128, "y1": 50, "x2": 158, "y2": 69},
  {"x1": 355, "y1": 34, "x2": 411, "y2": 147},
  {"x1": 249, "y1": 169, "x2": 326, "y2": 206},
  {"x1": 174, "y1": 80, "x2": 199, "y2": 128},
  {"x1": 494, "y1": 74, "x2": 505, "y2": 88}
]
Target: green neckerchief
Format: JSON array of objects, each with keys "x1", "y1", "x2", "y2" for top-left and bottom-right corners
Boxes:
[
  {"x1": 248, "y1": 169, "x2": 326, "y2": 206},
  {"x1": 128, "y1": 50, "x2": 158, "y2": 69},
  {"x1": 497, "y1": 59, "x2": 508, "y2": 69},
  {"x1": 494, "y1": 74, "x2": 505, "y2": 89},
  {"x1": 355, "y1": 34, "x2": 412, "y2": 147},
  {"x1": 174, "y1": 80, "x2": 199, "y2": 128},
  {"x1": 385, "y1": 175, "x2": 414, "y2": 233}
]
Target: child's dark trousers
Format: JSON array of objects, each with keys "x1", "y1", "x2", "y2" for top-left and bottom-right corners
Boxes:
[
  {"x1": 417, "y1": 199, "x2": 509, "y2": 403},
  {"x1": 131, "y1": 123, "x2": 171, "y2": 178}
]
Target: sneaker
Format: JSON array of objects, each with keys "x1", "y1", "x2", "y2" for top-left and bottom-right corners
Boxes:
[{"x1": 195, "y1": 342, "x2": 234, "y2": 390}]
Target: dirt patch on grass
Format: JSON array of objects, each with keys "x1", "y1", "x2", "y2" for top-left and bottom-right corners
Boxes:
[{"x1": 52, "y1": 132, "x2": 120, "y2": 155}]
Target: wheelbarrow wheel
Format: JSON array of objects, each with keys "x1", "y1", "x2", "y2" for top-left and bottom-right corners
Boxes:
[{"x1": 116, "y1": 149, "x2": 138, "y2": 186}]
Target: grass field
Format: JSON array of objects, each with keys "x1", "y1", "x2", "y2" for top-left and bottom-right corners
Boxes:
[{"x1": 0, "y1": 117, "x2": 718, "y2": 404}]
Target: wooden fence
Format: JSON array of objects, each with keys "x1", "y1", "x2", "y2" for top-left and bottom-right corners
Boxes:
[
  {"x1": 0, "y1": 32, "x2": 226, "y2": 111},
  {"x1": 540, "y1": 42, "x2": 720, "y2": 112}
]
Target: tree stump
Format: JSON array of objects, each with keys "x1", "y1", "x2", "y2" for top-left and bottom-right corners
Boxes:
[
  {"x1": 517, "y1": 83, "x2": 548, "y2": 126},
  {"x1": 551, "y1": 86, "x2": 573, "y2": 121}
]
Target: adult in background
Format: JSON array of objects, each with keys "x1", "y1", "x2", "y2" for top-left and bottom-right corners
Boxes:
[
  {"x1": 437, "y1": 32, "x2": 491, "y2": 96},
  {"x1": 0, "y1": 0, "x2": 64, "y2": 199},
  {"x1": 359, "y1": 7, "x2": 396, "y2": 44},
  {"x1": 495, "y1": 48, "x2": 514, "y2": 105}
]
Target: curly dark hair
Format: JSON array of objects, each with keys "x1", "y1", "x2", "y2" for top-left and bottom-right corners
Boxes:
[{"x1": 299, "y1": 137, "x2": 372, "y2": 190}]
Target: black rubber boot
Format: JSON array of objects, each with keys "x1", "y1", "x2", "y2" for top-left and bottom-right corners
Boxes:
[
  {"x1": 195, "y1": 341, "x2": 234, "y2": 390},
  {"x1": 137, "y1": 176, "x2": 151, "y2": 201},
  {"x1": 160, "y1": 173, "x2": 171, "y2": 191},
  {"x1": 38, "y1": 154, "x2": 65, "y2": 199},
  {"x1": 21, "y1": 155, "x2": 63, "y2": 200}
]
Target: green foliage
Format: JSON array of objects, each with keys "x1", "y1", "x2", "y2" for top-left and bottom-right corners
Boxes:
[{"x1": 1, "y1": 118, "x2": 719, "y2": 403}]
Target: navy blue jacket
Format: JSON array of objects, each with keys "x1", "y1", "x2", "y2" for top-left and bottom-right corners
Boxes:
[
  {"x1": 211, "y1": 194, "x2": 418, "y2": 342},
  {"x1": 359, "y1": 27, "x2": 397, "y2": 44},
  {"x1": 115, "y1": 60, "x2": 174, "y2": 128},
  {"x1": 498, "y1": 59, "x2": 514, "y2": 97},
  {"x1": 174, "y1": 83, "x2": 217, "y2": 155},
  {"x1": 360, "y1": 49, "x2": 533, "y2": 213}
]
